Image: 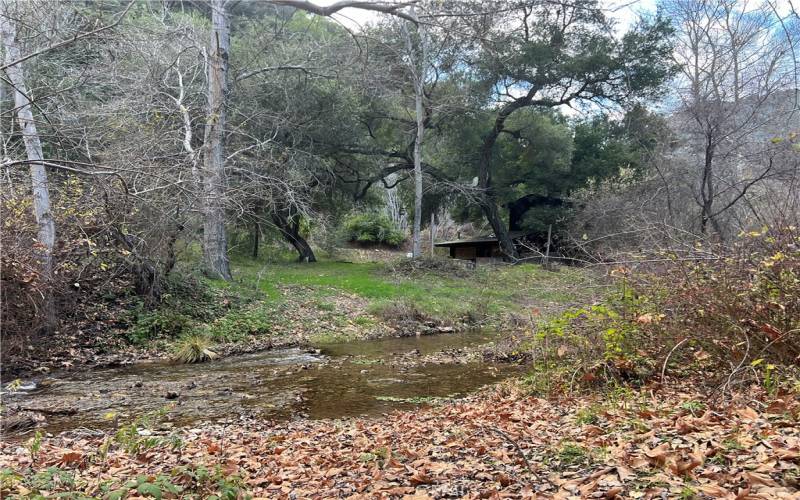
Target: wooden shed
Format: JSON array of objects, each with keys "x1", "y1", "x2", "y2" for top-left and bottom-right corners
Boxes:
[{"x1": 434, "y1": 232, "x2": 529, "y2": 263}]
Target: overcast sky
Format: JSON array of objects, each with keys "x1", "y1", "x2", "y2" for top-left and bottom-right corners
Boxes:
[{"x1": 318, "y1": 0, "x2": 659, "y2": 32}]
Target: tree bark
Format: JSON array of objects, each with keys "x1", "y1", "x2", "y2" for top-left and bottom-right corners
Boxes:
[
  {"x1": 201, "y1": 0, "x2": 232, "y2": 280},
  {"x1": 478, "y1": 137, "x2": 518, "y2": 261},
  {"x1": 252, "y1": 220, "x2": 260, "y2": 259},
  {"x1": 411, "y1": 81, "x2": 424, "y2": 259},
  {"x1": 384, "y1": 172, "x2": 407, "y2": 232},
  {"x1": 474, "y1": 85, "x2": 543, "y2": 262},
  {"x1": 1, "y1": 12, "x2": 57, "y2": 333},
  {"x1": 699, "y1": 130, "x2": 723, "y2": 237},
  {"x1": 403, "y1": 10, "x2": 425, "y2": 259},
  {"x1": 272, "y1": 210, "x2": 316, "y2": 263}
]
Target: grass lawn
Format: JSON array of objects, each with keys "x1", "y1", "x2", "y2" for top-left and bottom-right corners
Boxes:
[{"x1": 218, "y1": 256, "x2": 599, "y2": 324}]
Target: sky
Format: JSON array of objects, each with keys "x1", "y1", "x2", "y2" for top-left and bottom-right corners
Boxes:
[{"x1": 317, "y1": 0, "x2": 659, "y2": 32}]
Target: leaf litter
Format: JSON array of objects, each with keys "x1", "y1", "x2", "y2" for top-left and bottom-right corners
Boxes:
[{"x1": 1, "y1": 380, "x2": 798, "y2": 499}]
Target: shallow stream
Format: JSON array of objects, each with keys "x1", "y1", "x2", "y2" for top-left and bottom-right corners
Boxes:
[{"x1": 4, "y1": 330, "x2": 522, "y2": 435}]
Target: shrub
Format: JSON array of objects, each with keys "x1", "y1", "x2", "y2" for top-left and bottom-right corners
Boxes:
[
  {"x1": 342, "y1": 212, "x2": 406, "y2": 247},
  {"x1": 639, "y1": 225, "x2": 800, "y2": 369},
  {"x1": 159, "y1": 273, "x2": 235, "y2": 321},
  {"x1": 205, "y1": 303, "x2": 271, "y2": 341},
  {"x1": 127, "y1": 308, "x2": 193, "y2": 344},
  {"x1": 522, "y1": 225, "x2": 800, "y2": 391},
  {"x1": 369, "y1": 299, "x2": 429, "y2": 323},
  {"x1": 172, "y1": 334, "x2": 218, "y2": 364}
]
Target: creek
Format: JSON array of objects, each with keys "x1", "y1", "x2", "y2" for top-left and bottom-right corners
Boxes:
[{"x1": 4, "y1": 330, "x2": 523, "y2": 436}]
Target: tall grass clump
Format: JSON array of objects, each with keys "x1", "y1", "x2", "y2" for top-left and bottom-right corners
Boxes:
[{"x1": 172, "y1": 334, "x2": 218, "y2": 364}]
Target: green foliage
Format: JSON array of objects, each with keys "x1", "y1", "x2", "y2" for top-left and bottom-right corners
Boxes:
[
  {"x1": 515, "y1": 283, "x2": 659, "y2": 393},
  {"x1": 112, "y1": 407, "x2": 173, "y2": 455},
  {"x1": 26, "y1": 430, "x2": 42, "y2": 464},
  {"x1": 127, "y1": 307, "x2": 192, "y2": 344},
  {"x1": 575, "y1": 405, "x2": 601, "y2": 425},
  {"x1": 172, "y1": 333, "x2": 218, "y2": 364},
  {"x1": 18, "y1": 467, "x2": 84, "y2": 497},
  {"x1": 0, "y1": 468, "x2": 20, "y2": 491},
  {"x1": 106, "y1": 474, "x2": 182, "y2": 500},
  {"x1": 232, "y1": 258, "x2": 586, "y2": 328},
  {"x1": 203, "y1": 302, "x2": 271, "y2": 342},
  {"x1": 342, "y1": 212, "x2": 406, "y2": 247},
  {"x1": 555, "y1": 442, "x2": 592, "y2": 468},
  {"x1": 359, "y1": 449, "x2": 388, "y2": 464},
  {"x1": 535, "y1": 300, "x2": 642, "y2": 361},
  {"x1": 160, "y1": 273, "x2": 236, "y2": 321},
  {"x1": 680, "y1": 400, "x2": 706, "y2": 416},
  {"x1": 171, "y1": 465, "x2": 248, "y2": 500},
  {"x1": 125, "y1": 274, "x2": 239, "y2": 345}
]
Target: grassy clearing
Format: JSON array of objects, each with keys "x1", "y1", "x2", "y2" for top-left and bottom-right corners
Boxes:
[
  {"x1": 225, "y1": 256, "x2": 593, "y2": 323},
  {"x1": 123, "y1": 254, "x2": 597, "y2": 353}
]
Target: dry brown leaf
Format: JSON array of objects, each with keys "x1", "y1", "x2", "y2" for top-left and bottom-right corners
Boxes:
[
  {"x1": 644, "y1": 442, "x2": 671, "y2": 465},
  {"x1": 736, "y1": 407, "x2": 760, "y2": 421},
  {"x1": 59, "y1": 451, "x2": 83, "y2": 465},
  {"x1": 698, "y1": 484, "x2": 732, "y2": 498},
  {"x1": 409, "y1": 471, "x2": 434, "y2": 486},
  {"x1": 744, "y1": 471, "x2": 778, "y2": 487},
  {"x1": 616, "y1": 465, "x2": 636, "y2": 482}
]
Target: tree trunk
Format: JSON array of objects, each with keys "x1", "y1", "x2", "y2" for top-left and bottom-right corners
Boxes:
[
  {"x1": 478, "y1": 143, "x2": 518, "y2": 261},
  {"x1": 201, "y1": 0, "x2": 232, "y2": 280},
  {"x1": 252, "y1": 220, "x2": 260, "y2": 259},
  {"x1": 411, "y1": 77, "x2": 424, "y2": 258},
  {"x1": 1, "y1": 13, "x2": 57, "y2": 333},
  {"x1": 699, "y1": 131, "x2": 724, "y2": 237},
  {"x1": 291, "y1": 234, "x2": 316, "y2": 263},
  {"x1": 384, "y1": 172, "x2": 407, "y2": 233},
  {"x1": 403, "y1": 10, "x2": 425, "y2": 259},
  {"x1": 272, "y1": 211, "x2": 316, "y2": 263}
]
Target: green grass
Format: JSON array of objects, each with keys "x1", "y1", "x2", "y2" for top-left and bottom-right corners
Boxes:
[{"x1": 222, "y1": 256, "x2": 588, "y2": 323}]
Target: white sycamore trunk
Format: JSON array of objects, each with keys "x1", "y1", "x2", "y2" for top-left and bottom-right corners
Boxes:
[
  {"x1": 403, "y1": 8, "x2": 426, "y2": 259},
  {"x1": 384, "y1": 172, "x2": 407, "y2": 232},
  {"x1": 1, "y1": 10, "x2": 57, "y2": 332},
  {"x1": 202, "y1": 0, "x2": 232, "y2": 280}
]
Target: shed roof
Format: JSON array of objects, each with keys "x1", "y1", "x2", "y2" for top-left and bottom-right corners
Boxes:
[{"x1": 434, "y1": 232, "x2": 529, "y2": 248}]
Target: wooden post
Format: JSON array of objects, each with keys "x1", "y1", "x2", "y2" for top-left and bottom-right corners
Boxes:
[{"x1": 544, "y1": 224, "x2": 552, "y2": 269}]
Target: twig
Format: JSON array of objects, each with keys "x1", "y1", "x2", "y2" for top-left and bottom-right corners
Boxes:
[
  {"x1": 721, "y1": 331, "x2": 751, "y2": 399},
  {"x1": 0, "y1": 0, "x2": 135, "y2": 71},
  {"x1": 661, "y1": 338, "x2": 689, "y2": 384},
  {"x1": 484, "y1": 426, "x2": 534, "y2": 474},
  {"x1": 568, "y1": 364, "x2": 584, "y2": 393}
]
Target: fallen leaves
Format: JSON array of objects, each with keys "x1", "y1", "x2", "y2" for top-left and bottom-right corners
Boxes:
[{"x1": 1, "y1": 383, "x2": 798, "y2": 499}]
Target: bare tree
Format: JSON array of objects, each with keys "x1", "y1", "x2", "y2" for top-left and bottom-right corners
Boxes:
[
  {"x1": 0, "y1": 7, "x2": 56, "y2": 333},
  {"x1": 664, "y1": 0, "x2": 798, "y2": 237}
]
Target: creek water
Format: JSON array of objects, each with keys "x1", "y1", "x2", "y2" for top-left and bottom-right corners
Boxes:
[{"x1": 4, "y1": 330, "x2": 522, "y2": 435}]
